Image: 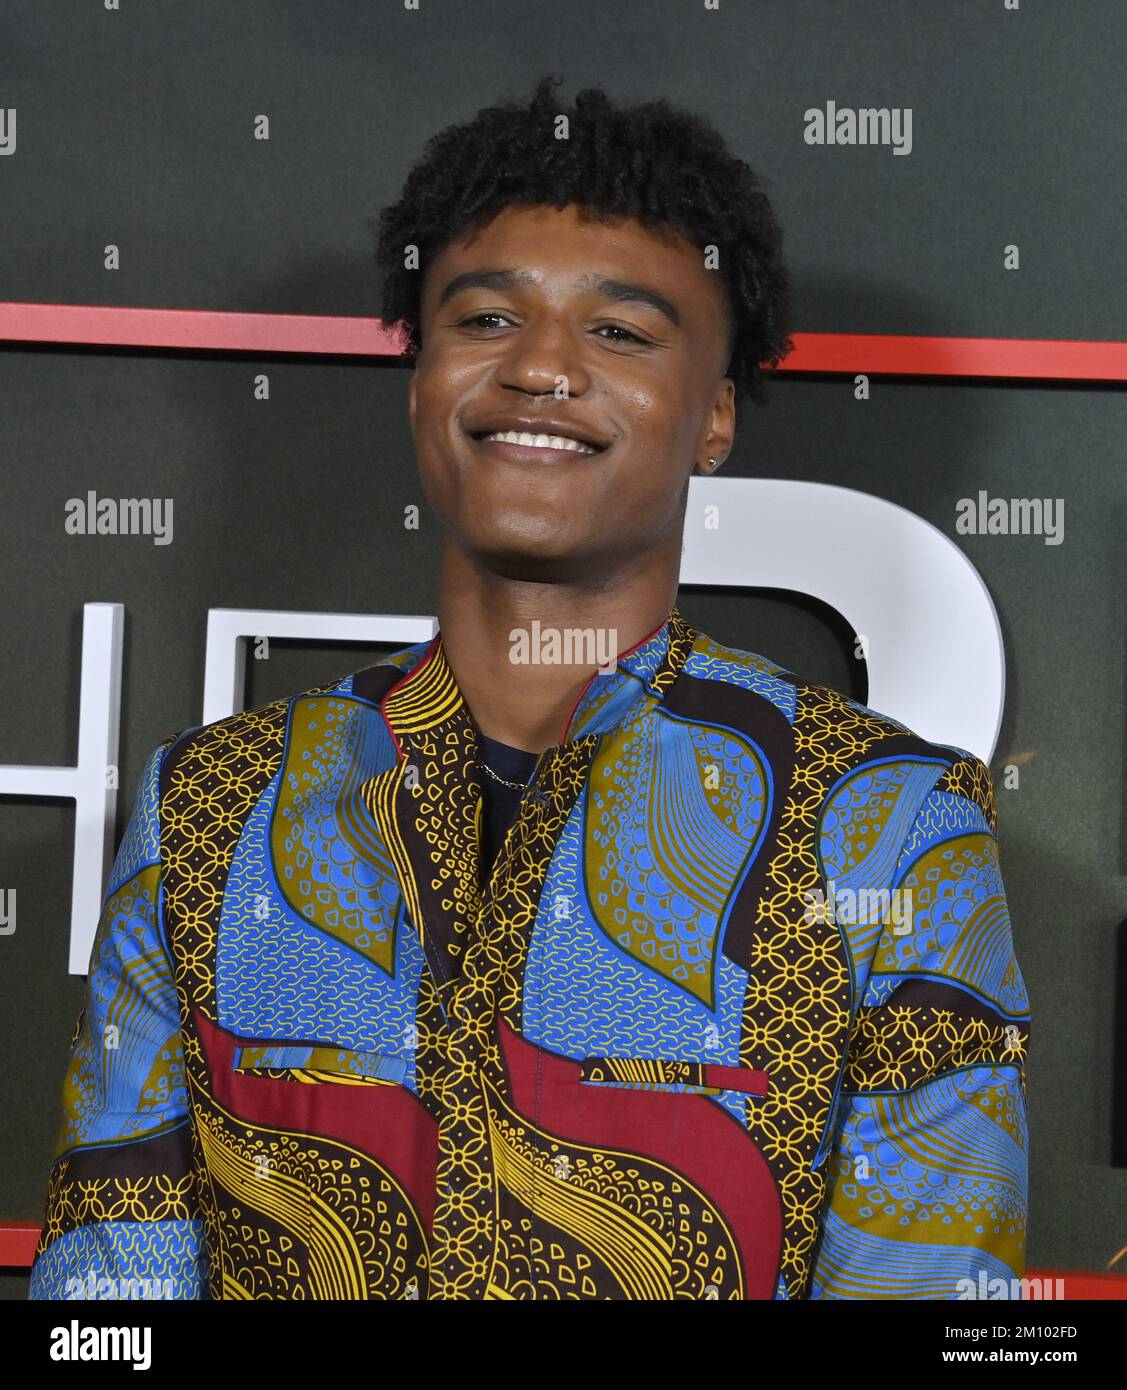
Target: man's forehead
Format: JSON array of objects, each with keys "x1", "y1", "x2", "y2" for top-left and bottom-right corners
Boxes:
[{"x1": 424, "y1": 203, "x2": 726, "y2": 316}]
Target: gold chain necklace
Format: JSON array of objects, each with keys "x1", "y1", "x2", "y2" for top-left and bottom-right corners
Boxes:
[{"x1": 474, "y1": 746, "x2": 531, "y2": 792}]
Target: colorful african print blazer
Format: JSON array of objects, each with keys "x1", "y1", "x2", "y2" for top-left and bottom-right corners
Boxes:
[{"x1": 29, "y1": 607, "x2": 1030, "y2": 1300}]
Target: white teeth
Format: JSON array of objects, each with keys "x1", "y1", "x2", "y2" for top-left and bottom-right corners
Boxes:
[{"x1": 481, "y1": 429, "x2": 596, "y2": 455}]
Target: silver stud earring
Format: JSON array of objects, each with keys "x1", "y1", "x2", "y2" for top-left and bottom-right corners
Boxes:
[{"x1": 705, "y1": 457, "x2": 717, "y2": 472}]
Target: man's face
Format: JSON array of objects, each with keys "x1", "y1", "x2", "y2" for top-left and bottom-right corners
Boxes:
[{"x1": 409, "y1": 201, "x2": 735, "y2": 583}]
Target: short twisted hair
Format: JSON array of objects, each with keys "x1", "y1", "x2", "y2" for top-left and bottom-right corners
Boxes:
[{"x1": 372, "y1": 75, "x2": 794, "y2": 405}]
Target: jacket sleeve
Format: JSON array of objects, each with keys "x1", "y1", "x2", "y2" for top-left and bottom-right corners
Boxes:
[
  {"x1": 808, "y1": 754, "x2": 1030, "y2": 1299},
  {"x1": 28, "y1": 738, "x2": 207, "y2": 1300}
]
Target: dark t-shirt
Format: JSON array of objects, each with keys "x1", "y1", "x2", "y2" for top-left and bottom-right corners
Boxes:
[{"x1": 476, "y1": 731, "x2": 539, "y2": 885}]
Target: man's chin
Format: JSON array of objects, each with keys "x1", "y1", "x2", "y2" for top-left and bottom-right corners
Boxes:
[{"x1": 465, "y1": 533, "x2": 603, "y2": 585}]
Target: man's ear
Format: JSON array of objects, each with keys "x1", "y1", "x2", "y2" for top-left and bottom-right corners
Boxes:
[
  {"x1": 713, "y1": 375, "x2": 736, "y2": 453},
  {"x1": 692, "y1": 376, "x2": 736, "y2": 474}
]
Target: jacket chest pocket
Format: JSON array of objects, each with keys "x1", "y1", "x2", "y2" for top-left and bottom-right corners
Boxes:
[
  {"x1": 522, "y1": 936, "x2": 764, "y2": 1102},
  {"x1": 217, "y1": 899, "x2": 433, "y2": 1092},
  {"x1": 232, "y1": 1042, "x2": 411, "y2": 1086},
  {"x1": 576, "y1": 1055, "x2": 770, "y2": 1098}
]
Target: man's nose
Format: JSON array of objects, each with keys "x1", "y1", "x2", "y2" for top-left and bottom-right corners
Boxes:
[{"x1": 497, "y1": 315, "x2": 592, "y2": 396}]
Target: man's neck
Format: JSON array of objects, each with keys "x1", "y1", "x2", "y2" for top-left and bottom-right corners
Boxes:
[{"x1": 434, "y1": 540, "x2": 679, "y2": 754}]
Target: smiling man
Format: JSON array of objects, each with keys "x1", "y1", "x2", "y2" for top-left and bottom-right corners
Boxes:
[
  {"x1": 405, "y1": 198, "x2": 739, "y2": 780},
  {"x1": 30, "y1": 77, "x2": 1030, "y2": 1301}
]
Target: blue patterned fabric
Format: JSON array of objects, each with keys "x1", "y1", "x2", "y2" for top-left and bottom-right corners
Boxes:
[{"x1": 28, "y1": 607, "x2": 1029, "y2": 1300}]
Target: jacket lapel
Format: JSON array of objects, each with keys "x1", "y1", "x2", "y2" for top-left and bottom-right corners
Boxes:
[{"x1": 361, "y1": 637, "x2": 485, "y2": 1002}]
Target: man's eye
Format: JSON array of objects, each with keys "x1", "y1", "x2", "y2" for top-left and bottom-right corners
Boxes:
[
  {"x1": 594, "y1": 324, "x2": 646, "y2": 344},
  {"x1": 459, "y1": 312, "x2": 510, "y2": 329}
]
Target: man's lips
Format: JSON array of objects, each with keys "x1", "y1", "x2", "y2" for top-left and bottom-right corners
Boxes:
[{"x1": 466, "y1": 426, "x2": 609, "y2": 464}]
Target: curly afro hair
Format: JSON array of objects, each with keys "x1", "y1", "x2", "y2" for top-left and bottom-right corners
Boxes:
[{"x1": 372, "y1": 75, "x2": 794, "y2": 406}]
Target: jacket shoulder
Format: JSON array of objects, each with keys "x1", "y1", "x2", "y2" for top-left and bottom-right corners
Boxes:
[
  {"x1": 800, "y1": 677, "x2": 998, "y2": 834},
  {"x1": 155, "y1": 639, "x2": 431, "y2": 776},
  {"x1": 682, "y1": 631, "x2": 995, "y2": 831}
]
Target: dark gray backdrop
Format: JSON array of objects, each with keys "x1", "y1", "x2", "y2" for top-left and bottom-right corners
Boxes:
[{"x1": 2, "y1": 0, "x2": 1124, "y2": 1297}]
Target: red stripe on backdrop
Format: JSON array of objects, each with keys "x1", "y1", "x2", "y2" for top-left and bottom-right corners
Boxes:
[
  {"x1": 2, "y1": 302, "x2": 1127, "y2": 380},
  {"x1": 1031, "y1": 1269, "x2": 1127, "y2": 1300},
  {"x1": 785, "y1": 332, "x2": 1127, "y2": 382},
  {"x1": 1, "y1": 1223, "x2": 41, "y2": 1268},
  {"x1": 0, "y1": 302, "x2": 406, "y2": 355}
]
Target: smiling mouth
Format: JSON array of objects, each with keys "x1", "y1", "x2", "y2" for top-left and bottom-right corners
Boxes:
[{"x1": 468, "y1": 428, "x2": 606, "y2": 458}]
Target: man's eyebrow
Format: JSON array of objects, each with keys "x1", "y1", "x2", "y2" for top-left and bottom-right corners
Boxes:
[
  {"x1": 582, "y1": 276, "x2": 681, "y2": 329},
  {"x1": 436, "y1": 269, "x2": 537, "y2": 306},
  {"x1": 436, "y1": 268, "x2": 681, "y2": 329}
]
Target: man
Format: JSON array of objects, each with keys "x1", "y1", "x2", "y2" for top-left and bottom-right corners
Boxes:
[{"x1": 30, "y1": 77, "x2": 1029, "y2": 1300}]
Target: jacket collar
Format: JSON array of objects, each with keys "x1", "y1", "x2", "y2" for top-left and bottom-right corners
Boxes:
[
  {"x1": 361, "y1": 605, "x2": 698, "y2": 999},
  {"x1": 378, "y1": 604, "x2": 698, "y2": 753}
]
